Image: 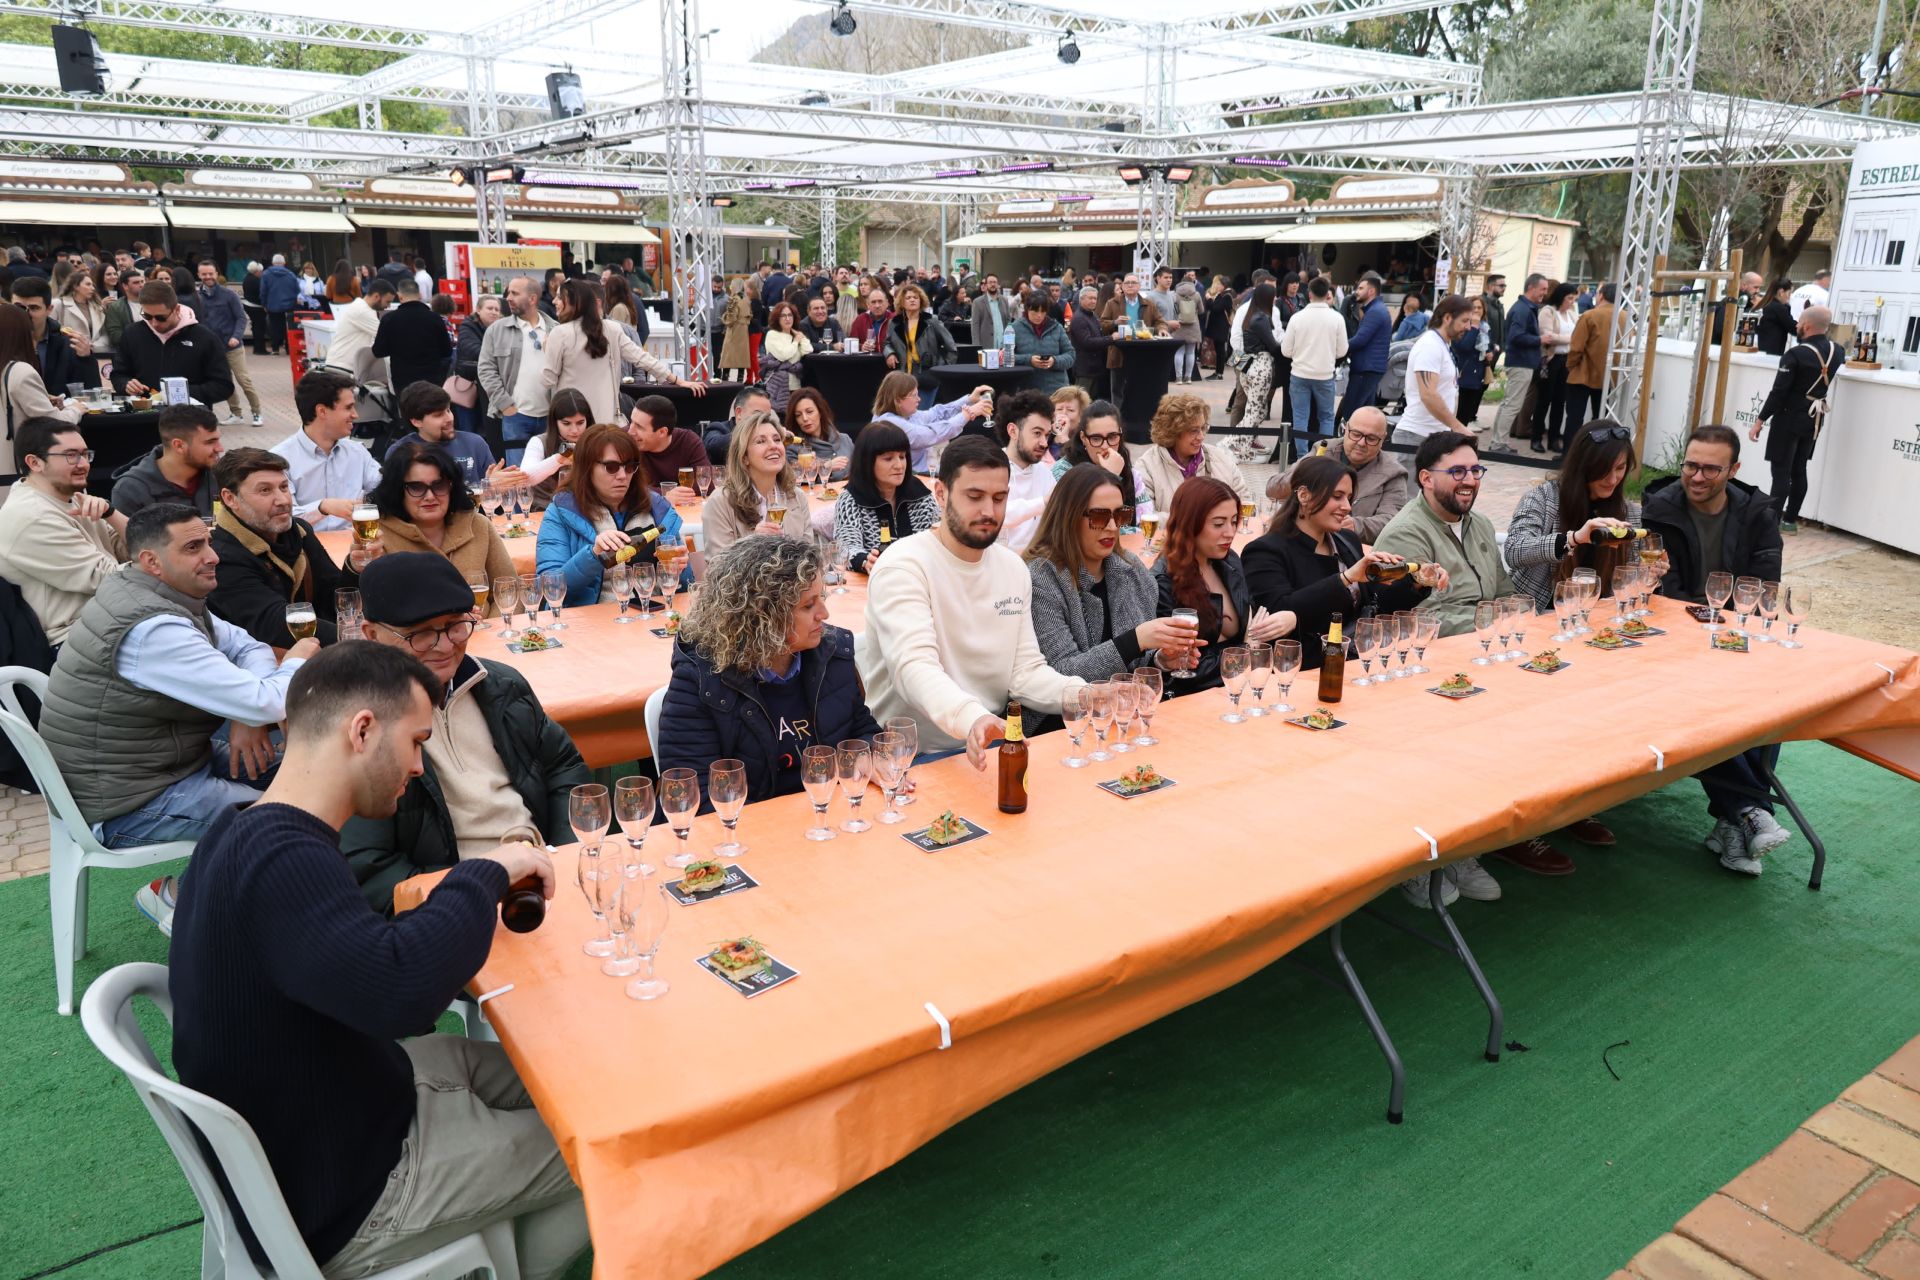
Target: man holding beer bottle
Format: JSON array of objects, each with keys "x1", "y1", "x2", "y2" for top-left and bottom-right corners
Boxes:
[{"x1": 208, "y1": 447, "x2": 351, "y2": 648}]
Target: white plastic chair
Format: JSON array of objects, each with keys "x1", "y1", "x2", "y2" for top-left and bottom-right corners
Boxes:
[
  {"x1": 643, "y1": 684, "x2": 668, "y2": 759},
  {"x1": 81, "y1": 962, "x2": 522, "y2": 1280},
  {"x1": 0, "y1": 665, "x2": 196, "y2": 1015}
]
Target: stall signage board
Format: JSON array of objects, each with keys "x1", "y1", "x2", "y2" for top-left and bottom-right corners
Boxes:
[{"x1": 471, "y1": 245, "x2": 563, "y2": 271}]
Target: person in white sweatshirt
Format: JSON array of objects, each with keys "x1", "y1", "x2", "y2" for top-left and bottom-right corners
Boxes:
[
  {"x1": 856, "y1": 434, "x2": 1083, "y2": 766},
  {"x1": 1278, "y1": 276, "x2": 1348, "y2": 458}
]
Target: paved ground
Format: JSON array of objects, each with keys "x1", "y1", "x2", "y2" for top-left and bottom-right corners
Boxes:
[{"x1": 1, "y1": 358, "x2": 1913, "y2": 880}]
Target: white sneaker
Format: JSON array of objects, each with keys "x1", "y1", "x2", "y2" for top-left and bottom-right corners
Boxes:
[
  {"x1": 221, "y1": 411, "x2": 243, "y2": 425},
  {"x1": 1400, "y1": 873, "x2": 1459, "y2": 910},
  {"x1": 1720, "y1": 846, "x2": 1764, "y2": 877},
  {"x1": 251, "y1": 412, "x2": 264, "y2": 425},
  {"x1": 1446, "y1": 856, "x2": 1501, "y2": 901},
  {"x1": 1739, "y1": 807, "x2": 1792, "y2": 857},
  {"x1": 135, "y1": 874, "x2": 178, "y2": 937},
  {"x1": 1704, "y1": 818, "x2": 1740, "y2": 856}
]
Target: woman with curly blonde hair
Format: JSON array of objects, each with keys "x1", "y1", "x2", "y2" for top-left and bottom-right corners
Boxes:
[
  {"x1": 705, "y1": 410, "x2": 813, "y2": 555},
  {"x1": 1133, "y1": 390, "x2": 1253, "y2": 514},
  {"x1": 658, "y1": 534, "x2": 882, "y2": 805}
]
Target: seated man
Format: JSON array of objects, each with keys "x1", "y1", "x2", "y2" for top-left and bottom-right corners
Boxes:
[
  {"x1": 168, "y1": 641, "x2": 588, "y2": 1279},
  {"x1": 625, "y1": 393, "x2": 709, "y2": 501},
  {"x1": 1642, "y1": 423, "x2": 1792, "y2": 875},
  {"x1": 384, "y1": 381, "x2": 498, "y2": 487},
  {"x1": 797, "y1": 293, "x2": 846, "y2": 351},
  {"x1": 996, "y1": 387, "x2": 1057, "y2": 553},
  {"x1": 701, "y1": 384, "x2": 774, "y2": 464},
  {"x1": 111, "y1": 404, "x2": 224, "y2": 518},
  {"x1": 342, "y1": 553, "x2": 590, "y2": 914},
  {"x1": 111, "y1": 279, "x2": 234, "y2": 407},
  {"x1": 0, "y1": 417, "x2": 128, "y2": 647},
  {"x1": 40, "y1": 502, "x2": 316, "y2": 931},
  {"x1": 271, "y1": 368, "x2": 383, "y2": 531},
  {"x1": 10, "y1": 275, "x2": 98, "y2": 391},
  {"x1": 210, "y1": 448, "x2": 349, "y2": 647},
  {"x1": 856, "y1": 434, "x2": 1083, "y2": 766},
  {"x1": 1266, "y1": 407, "x2": 1408, "y2": 542},
  {"x1": 1373, "y1": 430, "x2": 1512, "y2": 637}
]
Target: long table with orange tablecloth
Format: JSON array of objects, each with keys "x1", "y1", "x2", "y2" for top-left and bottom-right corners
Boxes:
[{"x1": 394, "y1": 599, "x2": 1920, "y2": 1280}]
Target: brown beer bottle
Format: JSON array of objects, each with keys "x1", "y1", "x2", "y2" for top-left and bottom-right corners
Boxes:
[
  {"x1": 997, "y1": 701, "x2": 1029, "y2": 814},
  {"x1": 1365, "y1": 560, "x2": 1421, "y2": 584},
  {"x1": 1317, "y1": 619, "x2": 1346, "y2": 704},
  {"x1": 499, "y1": 876, "x2": 546, "y2": 933}
]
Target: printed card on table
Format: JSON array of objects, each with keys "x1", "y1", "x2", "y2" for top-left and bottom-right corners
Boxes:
[
  {"x1": 901, "y1": 813, "x2": 990, "y2": 852},
  {"x1": 1096, "y1": 767, "x2": 1177, "y2": 799},
  {"x1": 665, "y1": 865, "x2": 760, "y2": 906},
  {"x1": 697, "y1": 950, "x2": 800, "y2": 998}
]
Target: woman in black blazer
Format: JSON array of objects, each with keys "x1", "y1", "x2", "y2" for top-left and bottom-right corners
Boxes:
[
  {"x1": 1151, "y1": 474, "x2": 1294, "y2": 692},
  {"x1": 1756, "y1": 279, "x2": 1795, "y2": 356},
  {"x1": 1241, "y1": 454, "x2": 1440, "y2": 669}
]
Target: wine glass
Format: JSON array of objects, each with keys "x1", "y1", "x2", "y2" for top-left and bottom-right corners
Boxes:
[
  {"x1": 1732, "y1": 575, "x2": 1762, "y2": 636},
  {"x1": 708, "y1": 759, "x2": 748, "y2": 858},
  {"x1": 1472, "y1": 600, "x2": 1498, "y2": 665},
  {"x1": 1705, "y1": 570, "x2": 1734, "y2": 630},
  {"x1": 569, "y1": 782, "x2": 610, "y2": 850},
  {"x1": 613, "y1": 776, "x2": 655, "y2": 877},
  {"x1": 695, "y1": 463, "x2": 715, "y2": 499},
  {"x1": 1491, "y1": 598, "x2": 1516, "y2": 661},
  {"x1": 870, "y1": 731, "x2": 909, "y2": 824},
  {"x1": 493, "y1": 576, "x2": 523, "y2": 639},
  {"x1": 1570, "y1": 568, "x2": 1599, "y2": 634},
  {"x1": 1752, "y1": 579, "x2": 1781, "y2": 642},
  {"x1": 334, "y1": 588, "x2": 362, "y2": 637},
  {"x1": 1107, "y1": 678, "x2": 1138, "y2": 752},
  {"x1": 1168, "y1": 608, "x2": 1199, "y2": 679},
  {"x1": 1636, "y1": 535, "x2": 1665, "y2": 616},
  {"x1": 633, "y1": 562, "x2": 657, "y2": 622},
  {"x1": 1352, "y1": 618, "x2": 1380, "y2": 687},
  {"x1": 1508, "y1": 595, "x2": 1533, "y2": 659},
  {"x1": 519, "y1": 574, "x2": 539, "y2": 627},
  {"x1": 1061, "y1": 686, "x2": 1092, "y2": 767},
  {"x1": 1408, "y1": 608, "x2": 1439, "y2": 673},
  {"x1": 1220, "y1": 646, "x2": 1251, "y2": 721},
  {"x1": 1245, "y1": 641, "x2": 1272, "y2": 715},
  {"x1": 1610, "y1": 568, "x2": 1637, "y2": 627},
  {"x1": 574, "y1": 846, "x2": 619, "y2": 963},
  {"x1": 828, "y1": 543, "x2": 851, "y2": 594},
  {"x1": 658, "y1": 767, "x2": 699, "y2": 868},
  {"x1": 1272, "y1": 639, "x2": 1302, "y2": 715},
  {"x1": 1372, "y1": 617, "x2": 1397, "y2": 682},
  {"x1": 1132, "y1": 668, "x2": 1163, "y2": 744},
  {"x1": 884, "y1": 716, "x2": 918, "y2": 805},
  {"x1": 465, "y1": 569, "x2": 492, "y2": 629},
  {"x1": 1781, "y1": 582, "x2": 1810, "y2": 648},
  {"x1": 580, "y1": 851, "x2": 639, "y2": 977},
  {"x1": 1391, "y1": 611, "x2": 1414, "y2": 678},
  {"x1": 801, "y1": 745, "x2": 839, "y2": 840},
  {"x1": 539, "y1": 569, "x2": 569, "y2": 629},
  {"x1": 617, "y1": 879, "x2": 671, "y2": 1001},
  {"x1": 837, "y1": 740, "x2": 872, "y2": 833},
  {"x1": 1086, "y1": 679, "x2": 1116, "y2": 761},
  {"x1": 607, "y1": 563, "x2": 634, "y2": 623}
]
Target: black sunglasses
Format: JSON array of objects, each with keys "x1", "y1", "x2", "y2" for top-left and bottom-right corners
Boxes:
[
  {"x1": 402, "y1": 479, "x2": 453, "y2": 499},
  {"x1": 1589, "y1": 425, "x2": 1633, "y2": 443}
]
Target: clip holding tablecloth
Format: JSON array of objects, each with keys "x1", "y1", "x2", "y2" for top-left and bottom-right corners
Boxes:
[
  {"x1": 1648, "y1": 744, "x2": 1665, "y2": 772},
  {"x1": 1876, "y1": 663, "x2": 1898, "y2": 685},
  {"x1": 476, "y1": 984, "x2": 515, "y2": 1005},
  {"x1": 924, "y1": 1001, "x2": 952, "y2": 1050},
  {"x1": 1413, "y1": 827, "x2": 1438, "y2": 861}
]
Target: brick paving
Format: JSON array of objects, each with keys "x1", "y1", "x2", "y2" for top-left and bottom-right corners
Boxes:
[{"x1": 1615, "y1": 1038, "x2": 1920, "y2": 1280}]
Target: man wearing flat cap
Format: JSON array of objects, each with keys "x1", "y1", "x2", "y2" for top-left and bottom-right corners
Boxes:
[{"x1": 341, "y1": 552, "x2": 590, "y2": 915}]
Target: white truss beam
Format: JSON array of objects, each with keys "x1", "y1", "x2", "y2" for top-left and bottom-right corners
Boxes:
[
  {"x1": 0, "y1": 103, "x2": 480, "y2": 164},
  {"x1": 0, "y1": 0, "x2": 445, "y2": 51}
]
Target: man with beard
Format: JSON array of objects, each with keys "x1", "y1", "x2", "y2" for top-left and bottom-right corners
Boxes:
[
  {"x1": 1373, "y1": 430, "x2": 1513, "y2": 637},
  {"x1": 996, "y1": 388, "x2": 1058, "y2": 553},
  {"x1": 209, "y1": 447, "x2": 350, "y2": 647},
  {"x1": 855, "y1": 433, "x2": 1084, "y2": 766},
  {"x1": 0, "y1": 417, "x2": 130, "y2": 647}
]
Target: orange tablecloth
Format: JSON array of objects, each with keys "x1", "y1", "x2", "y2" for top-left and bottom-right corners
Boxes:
[
  {"x1": 395, "y1": 598, "x2": 1920, "y2": 1279},
  {"x1": 316, "y1": 517, "x2": 544, "y2": 577}
]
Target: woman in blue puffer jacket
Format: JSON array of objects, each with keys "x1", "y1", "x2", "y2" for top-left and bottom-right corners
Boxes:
[{"x1": 535, "y1": 423, "x2": 683, "y2": 607}]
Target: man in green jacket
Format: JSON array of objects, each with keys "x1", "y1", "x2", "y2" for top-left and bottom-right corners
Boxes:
[
  {"x1": 342, "y1": 552, "x2": 589, "y2": 915},
  {"x1": 1374, "y1": 430, "x2": 1514, "y2": 637}
]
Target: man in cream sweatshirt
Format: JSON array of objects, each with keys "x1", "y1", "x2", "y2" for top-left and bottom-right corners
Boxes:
[{"x1": 856, "y1": 434, "x2": 1083, "y2": 765}]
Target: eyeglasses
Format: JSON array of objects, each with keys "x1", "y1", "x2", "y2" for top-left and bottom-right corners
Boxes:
[
  {"x1": 597, "y1": 459, "x2": 640, "y2": 476},
  {"x1": 1081, "y1": 430, "x2": 1122, "y2": 447},
  {"x1": 1341, "y1": 428, "x2": 1386, "y2": 446},
  {"x1": 43, "y1": 448, "x2": 94, "y2": 464},
  {"x1": 378, "y1": 617, "x2": 478, "y2": 654},
  {"x1": 1680, "y1": 460, "x2": 1727, "y2": 479},
  {"x1": 1081, "y1": 507, "x2": 1134, "y2": 529},
  {"x1": 402, "y1": 479, "x2": 453, "y2": 499},
  {"x1": 1590, "y1": 425, "x2": 1633, "y2": 443},
  {"x1": 1428, "y1": 464, "x2": 1490, "y2": 481},
  {"x1": 526, "y1": 327, "x2": 543, "y2": 351}
]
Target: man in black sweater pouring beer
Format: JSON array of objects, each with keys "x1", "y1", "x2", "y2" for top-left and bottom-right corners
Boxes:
[{"x1": 168, "y1": 641, "x2": 586, "y2": 1278}]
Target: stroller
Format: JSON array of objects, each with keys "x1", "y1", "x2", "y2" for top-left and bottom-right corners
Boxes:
[{"x1": 1378, "y1": 338, "x2": 1416, "y2": 416}]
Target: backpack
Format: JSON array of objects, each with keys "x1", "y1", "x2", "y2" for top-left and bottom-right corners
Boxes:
[{"x1": 1178, "y1": 295, "x2": 1199, "y2": 325}]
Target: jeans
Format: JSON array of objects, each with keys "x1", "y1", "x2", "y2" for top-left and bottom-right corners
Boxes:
[
  {"x1": 501, "y1": 411, "x2": 545, "y2": 467},
  {"x1": 1174, "y1": 341, "x2": 1199, "y2": 381},
  {"x1": 1698, "y1": 744, "x2": 1782, "y2": 821},
  {"x1": 1769, "y1": 433, "x2": 1815, "y2": 521},
  {"x1": 265, "y1": 310, "x2": 290, "y2": 354},
  {"x1": 1338, "y1": 369, "x2": 1383, "y2": 424},
  {"x1": 96, "y1": 732, "x2": 271, "y2": 850},
  {"x1": 1289, "y1": 374, "x2": 1337, "y2": 457}
]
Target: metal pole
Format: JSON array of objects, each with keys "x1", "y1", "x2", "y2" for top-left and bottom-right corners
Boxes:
[
  {"x1": 1861, "y1": 0, "x2": 1890, "y2": 117},
  {"x1": 1634, "y1": 252, "x2": 1666, "y2": 456},
  {"x1": 1712, "y1": 247, "x2": 1741, "y2": 424},
  {"x1": 940, "y1": 199, "x2": 948, "y2": 275}
]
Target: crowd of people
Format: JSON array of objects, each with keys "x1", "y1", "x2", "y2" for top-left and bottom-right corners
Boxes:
[{"x1": 0, "y1": 236, "x2": 1821, "y2": 1280}]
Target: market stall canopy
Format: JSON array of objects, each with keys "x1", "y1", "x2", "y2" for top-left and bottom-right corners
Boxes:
[
  {"x1": 1265, "y1": 219, "x2": 1440, "y2": 243},
  {"x1": 348, "y1": 211, "x2": 482, "y2": 231},
  {"x1": 951, "y1": 229, "x2": 1139, "y2": 248},
  {"x1": 0, "y1": 200, "x2": 162, "y2": 226},
  {"x1": 167, "y1": 206, "x2": 357, "y2": 233},
  {"x1": 509, "y1": 218, "x2": 659, "y2": 243},
  {"x1": 1172, "y1": 224, "x2": 1292, "y2": 243}
]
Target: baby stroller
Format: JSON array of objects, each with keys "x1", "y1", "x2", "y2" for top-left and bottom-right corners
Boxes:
[{"x1": 1378, "y1": 338, "x2": 1416, "y2": 416}]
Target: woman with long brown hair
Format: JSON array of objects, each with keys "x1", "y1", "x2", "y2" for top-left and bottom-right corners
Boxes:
[
  {"x1": 519, "y1": 387, "x2": 593, "y2": 507},
  {"x1": 1503, "y1": 416, "x2": 1638, "y2": 612},
  {"x1": 705, "y1": 411, "x2": 812, "y2": 556},
  {"x1": 541, "y1": 276, "x2": 696, "y2": 424},
  {"x1": 783, "y1": 386, "x2": 851, "y2": 474},
  {"x1": 1152, "y1": 476, "x2": 1293, "y2": 693},
  {"x1": 535, "y1": 421, "x2": 685, "y2": 605},
  {"x1": 326, "y1": 258, "x2": 359, "y2": 306},
  {"x1": 760, "y1": 300, "x2": 813, "y2": 416}
]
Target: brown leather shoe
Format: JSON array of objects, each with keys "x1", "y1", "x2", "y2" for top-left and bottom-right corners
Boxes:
[
  {"x1": 1486, "y1": 838, "x2": 1576, "y2": 876},
  {"x1": 1564, "y1": 818, "x2": 1616, "y2": 846}
]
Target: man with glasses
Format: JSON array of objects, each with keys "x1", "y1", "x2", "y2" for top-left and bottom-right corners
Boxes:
[
  {"x1": 476, "y1": 275, "x2": 556, "y2": 465},
  {"x1": 342, "y1": 552, "x2": 588, "y2": 915},
  {"x1": 1374, "y1": 430, "x2": 1513, "y2": 638},
  {"x1": 110, "y1": 279, "x2": 233, "y2": 408},
  {"x1": 1267, "y1": 406, "x2": 1407, "y2": 541},
  {"x1": 41, "y1": 502, "x2": 317, "y2": 932},
  {"x1": 1392, "y1": 294, "x2": 1478, "y2": 447},
  {"x1": 0, "y1": 418, "x2": 128, "y2": 647},
  {"x1": 1639, "y1": 424, "x2": 1792, "y2": 874},
  {"x1": 208, "y1": 448, "x2": 349, "y2": 649}
]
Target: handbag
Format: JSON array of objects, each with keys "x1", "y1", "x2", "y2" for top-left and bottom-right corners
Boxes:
[{"x1": 444, "y1": 372, "x2": 479, "y2": 409}]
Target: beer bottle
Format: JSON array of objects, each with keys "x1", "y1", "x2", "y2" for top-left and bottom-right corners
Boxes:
[
  {"x1": 997, "y1": 701, "x2": 1029, "y2": 814},
  {"x1": 1364, "y1": 560, "x2": 1421, "y2": 584},
  {"x1": 499, "y1": 876, "x2": 546, "y2": 932},
  {"x1": 1317, "y1": 619, "x2": 1346, "y2": 704},
  {"x1": 1591, "y1": 526, "x2": 1650, "y2": 542}
]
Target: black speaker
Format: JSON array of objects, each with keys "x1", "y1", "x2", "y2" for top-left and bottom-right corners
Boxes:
[
  {"x1": 51, "y1": 24, "x2": 108, "y2": 97},
  {"x1": 545, "y1": 71, "x2": 585, "y2": 120}
]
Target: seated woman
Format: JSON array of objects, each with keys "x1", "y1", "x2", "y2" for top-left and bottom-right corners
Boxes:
[
  {"x1": 1153, "y1": 476, "x2": 1293, "y2": 692},
  {"x1": 362, "y1": 440, "x2": 515, "y2": 606},
  {"x1": 659, "y1": 534, "x2": 881, "y2": 806},
  {"x1": 1051, "y1": 399, "x2": 1147, "y2": 530},
  {"x1": 1503, "y1": 416, "x2": 1638, "y2": 612},
  {"x1": 784, "y1": 387, "x2": 853, "y2": 476},
  {"x1": 1026, "y1": 464, "x2": 1200, "y2": 681},
  {"x1": 832, "y1": 419, "x2": 938, "y2": 573},
  {"x1": 519, "y1": 387, "x2": 591, "y2": 509},
  {"x1": 868, "y1": 370, "x2": 993, "y2": 472},
  {"x1": 1133, "y1": 392, "x2": 1253, "y2": 514},
  {"x1": 1049, "y1": 383, "x2": 1089, "y2": 461},
  {"x1": 536, "y1": 422, "x2": 683, "y2": 606},
  {"x1": 704, "y1": 411, "x2": 814, "y2": 557},
  {"x1": 1241, "y1": 453, "x2": 1439, "y2": 670}
]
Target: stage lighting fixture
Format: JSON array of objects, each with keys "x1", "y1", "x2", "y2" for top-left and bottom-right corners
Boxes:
[
  {"x1": 1164, "y1": 165, "x2": 1196, "y2": 184},
  {"x1": 829, "y1": 3, "x2": 857, "y2": 36},
  {"x1": 709, "y1": 195, "x2": 737, "y2": 208},
  {"x1": 1057, "y1": 37, "x2": 1080, "y2": 64},
  {"x1": 1117, "y1": 164, "x2": 1146, "y2": 185}
]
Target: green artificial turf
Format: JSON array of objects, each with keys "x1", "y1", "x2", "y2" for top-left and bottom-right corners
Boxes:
[{"x1": 4, "y1": 741, "x2": 1916, "y2": 1280}]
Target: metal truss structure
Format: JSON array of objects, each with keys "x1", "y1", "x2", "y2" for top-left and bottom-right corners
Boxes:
[
  {"x1": 818, "y1": 190, "x2": 838, "y2": 270},
  {"x1": 659, "y1": 0, "x2": 720, "y2": 379}
]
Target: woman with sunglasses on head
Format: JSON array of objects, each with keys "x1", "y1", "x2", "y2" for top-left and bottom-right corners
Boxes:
[
  {"x1": 1026, "y1": 464, "x2": 1201, "y2": 681},
  {"x1": 360, "y1": 440, "x2": 515, "y2": 605},
  {"x1": 519, "y1": 387, "x2": 592, "y2": 509},
  {"x1": 1152, "y1": 476, "x2": 1294, "y2": 693},
  {"x1": 705, "y1": 411, "x2": 813, "y2": 557},
  {"x1": 1241, "y1": 454, "x2": 1439, "y2": 671},
  {"x1": 1502, "y1": 416, "x2": 1639, "y2": 613},
  {"x1": 537, "y1": 422, "x2": 684, "y2": 606}
]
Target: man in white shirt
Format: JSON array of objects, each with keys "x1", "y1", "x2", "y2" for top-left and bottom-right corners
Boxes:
[
  {"x1": 476, "y1": 275, "x2": 557, "y2": 464},
  {"x1": 1144, "y1": 267, "x2": 1178, "y2": 328},
  {"x1": 995, "y1": 388, "x2": 1058, "y2": 552},
  {"x1": 323, "y1": 277, "x2": 395, "y2": 386},
  {"x1": 1279, "y1": 276, "x2": 1348, "y2": 457},
  {"x1": 856, "y1": 434, "x2": 1082, "y2": 765},
  {"x1": 412, "y1": 255, "x2": 434, "y2": 302},
  {"x1": 1392, "y1": 295, "x2": 1477, "y2": 446},
  {"x1": 1788, "y1": 269, "x2": 1830, "y2": 322},
  {"x1": 0, "y1": 417, "x2": 128, "y2": 647},
  {"x1": 271, "y1": 368, "x2": 381, "y2": 531}
]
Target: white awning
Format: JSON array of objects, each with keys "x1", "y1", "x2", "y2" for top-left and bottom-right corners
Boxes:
[
  {"x1": 508, "y1": 218, "x2": 660, "y2": 244},
  {"x1": 0, "y1": 199, "x2": 162, "y2": 227},
  {"x1": 1171, "y1": 223, "x2": 1290, "y2": 243},
  {"x1": 1264, "y1": 218, "x2": 1439, "y2": 244},
  {"x1": 349, "y1": 210, "x2": 477, "y2": 231},
  {"x1": 167, "y1": 205, "x2": 357, "y2": 233},
  {"x1": 719, "y1": 225, "x2": 793, "y2": 240},
  {"x1": 950, "y1": 228, "x2": 1137, "y2": 248}
]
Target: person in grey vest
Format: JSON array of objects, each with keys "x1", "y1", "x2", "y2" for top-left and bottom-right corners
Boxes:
[{"x1": 39, "y1": 502, "x2": 318, "y2": 935}]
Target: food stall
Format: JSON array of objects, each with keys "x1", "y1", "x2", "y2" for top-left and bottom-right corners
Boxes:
[
  {"x1": 0, "y1": 158, "x2": 164, "y2": 247},
  {"x1": 161, "y1": 169, "x2": 357, "y2": 275}
]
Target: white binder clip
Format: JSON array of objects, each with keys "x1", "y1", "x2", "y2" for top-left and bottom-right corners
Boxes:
[
  {"x1": 1648, "y1": 744, "x2": 1665, "y2": 772},
  {"x1": 1875, "y1": 663, "x2": 1897, "y2": 685},
  {"x1": 1413, "y1": 826, "x2": 1439, "y2": 861},
  {"x1": 475, "y1": 984, "x2": 515, "y2": 1005},
  {"x1": 924, "y1": 1002, "x2": 952, "y2": 1050}
]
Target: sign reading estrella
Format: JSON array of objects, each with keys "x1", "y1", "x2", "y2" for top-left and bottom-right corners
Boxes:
[
  {"x1": 1857, "y1": 165, "x2": 1920, "y2": 191},
  {"x1": 1895, "y1": 426, "x2": 1920, "y2": 461}
]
